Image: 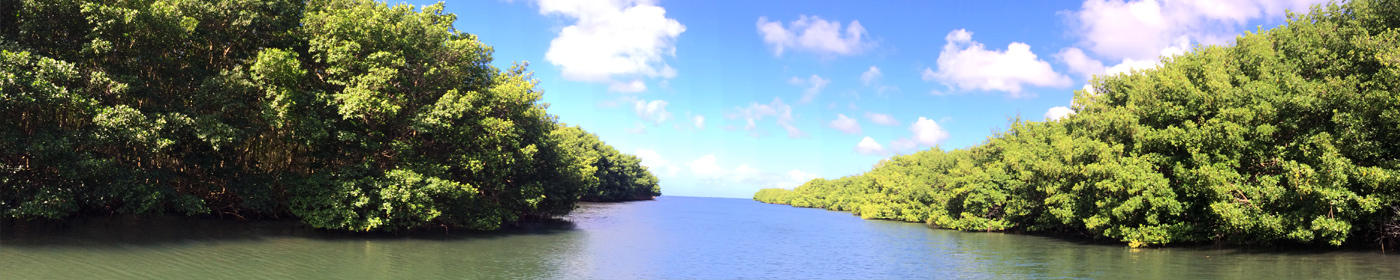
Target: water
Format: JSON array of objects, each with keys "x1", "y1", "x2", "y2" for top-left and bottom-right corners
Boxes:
[{"x1": 3, "y1": 196, "x2": 1397, "y2": 279}]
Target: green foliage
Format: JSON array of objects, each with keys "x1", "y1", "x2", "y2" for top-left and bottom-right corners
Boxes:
[
  {"x1": 756, "y1": 0, "x2": 1400, "y2": 247},
  {"x1": 553, "y1": 125, "x2": 662, "y2": 201},
  {"x1": 0, "y1": 0, "x2": 657, "y2": 231},
  {"x1": 752, "y1": 188, "x2": 793, "y2": 205}
]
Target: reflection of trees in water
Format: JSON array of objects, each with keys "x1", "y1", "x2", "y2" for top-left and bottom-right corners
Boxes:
[
  {"x1": 857, "y1": 219, "x2": 1399, "y2": 279},
  {"x1": 0, "y1": 216, "x2": 578, "y2": 248},
  {"x1": 1, "y1": 215, "x2": 589, "y2": 279},
  {"x1": 5, "y1": 198, "x2": 1397, "y2": 279}
]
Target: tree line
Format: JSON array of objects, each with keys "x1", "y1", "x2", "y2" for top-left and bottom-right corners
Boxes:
[
  {"x1": 756, "y1": 0, "x2": 1400, "y2": 247},
  {"x1": 0, "y1": 0, "x2": 658, "y2": 231}
]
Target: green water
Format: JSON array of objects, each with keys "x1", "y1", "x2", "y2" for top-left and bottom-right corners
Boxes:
[{"x1": 3, "y1": 196, "x2": 1397, "y2": 279}]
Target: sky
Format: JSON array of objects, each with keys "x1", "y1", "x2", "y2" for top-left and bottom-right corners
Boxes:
[{"x1": 406, "y1": 0, "x2": 1328, "y2": 198}]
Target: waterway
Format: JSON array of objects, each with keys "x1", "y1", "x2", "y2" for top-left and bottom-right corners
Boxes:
[{"x1": 2, "y1": 196, "x2": 1397, "y2": 279}]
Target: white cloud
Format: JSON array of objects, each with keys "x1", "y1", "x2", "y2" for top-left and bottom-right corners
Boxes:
[
  {"x1": 733, "y1": 166, "x2": 818, "y2": 189},
  {"x1": 1061, "y1": 39, "x2": 1183, "y2": 80},
  {"x1": 1056, "y1": 47, "x2": 1106, "y2": 80},
  {"x1": 876, "y1": 117, "x2": 948, "y2": 154},
  {"x1": 734, "y1": 164, "x2": 758, "y2": 177},
  {"x1": 910, "y1": 117, "x2": 949, "y2": 146},
  {"x1": 736, "y1": 168, "x2": 819, "y2": 189},
  {"x1": 686, "y1": 154, "x2": 819, "y2": 189},
  {"x1": 626, "y1": 122, "x2": 647, "y2": 134},
  {"x1": 634, "y1": 148, "x2": 678, "y2": 176},
  {"x1": 828, "y1": 114, "x2": 862, "y2": 135},
  {"x1": 727, "y1": 97, "x2": 804, "y2": 138},
  {"x1": 788, "y1": 74, "x2": 830, "y2": 103},
  {"x1": 890, "y1": 138, "x2": 919, "y2": 152},
  {"x1": 596, "y1": 94, "x2": 638, "y2": 109},
  {"x1": 780, "y1": 170, "x2": 820, "y2": 189},
  {"x1": 1067, "y1": 0, "x2": 1324, "y2": 77},
  {"x1": 608, "y1": 79, "x2": 648, "y2": 93},
  {"x1": 1104, "y1": 57, "x2": 1162, "y2": 76},
  {"x1": 634, "y1": 149, "x2": 668, "y2": 166},
  {"x1": 1045, "y1": 106, "x2": 1075, "y2": 120},
  {"x1": 860, "y1": 66, "x2": 882, "y2": 86},
  {"x1": 864, "y1": 112, "x2": 899, "y2": 126},
  {"x1": 757, "y1": 15, "x2": 872, "y2": 57},
  {"x1": 688, "y1": 154, "x2": 724, "y2": 178},
  {"x1": 855, "y1": 136, "x2": 885, "y2": 155},
  {"x1": 923, "y1": 29, "x2": 1071, "y2": 96},
  {"x1": 634, "y1": 99, "x2": 673, "y2": 125},
  {"x1": 538, "y1": 0, "x2": 686, "y2": 92},
  {"x1": 858, "y1": 66, "x2": 899, "y2": 95},
  {"x1": 693, "y1": 115, "x2": 705, "y2": 130}
]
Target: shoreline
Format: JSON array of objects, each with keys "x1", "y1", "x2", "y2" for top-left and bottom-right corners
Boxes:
[{"x1": 752, "y1": 200, "x2": 1399, "y2": 252}]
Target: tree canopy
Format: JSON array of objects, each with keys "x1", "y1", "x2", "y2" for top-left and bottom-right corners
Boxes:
[
  {"x1": 756, "y1": 0, "x2": 1400, "y2": 247},
  {"x1": 1, "y1": 0, "x2": 658, "y2": 231},
  {"x1": 553, "y1": 125, "x2": 661, "y2": 202}
]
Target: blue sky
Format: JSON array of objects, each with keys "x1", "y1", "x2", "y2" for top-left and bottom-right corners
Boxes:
[{"x1": 407, "y1": 0, "x2": 1324, "y2": 198}]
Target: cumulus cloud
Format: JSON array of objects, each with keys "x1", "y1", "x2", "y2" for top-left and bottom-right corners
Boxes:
[
  {"x1": 693, "y1": 115, "x2": 705, "y2": 130},
  {"x1": 608, "y1": 79, "x2": 648, "y2": 93},
  {"x1": 1071, "y1": 0, "x2": 1317, "y2": 61},
  {"x1": 634, "y1": 148, "x2": 678, "y2": 176},
  {"x1": 860, "y1": 66, "x2": 882, "y2": 86},
  {"x1": 1065, "y1": 0, "x2": 1325, "y2": 78},
  {"x1": 873, "y1": 117, "x2": 949, "y2": 154},
  {"x1": 688, "y1": 154, "x2": 724, "y2": 178},
  {"x1": 788, "y1": 74, "x2": 830, "y2": 103},
  {"x1": 686, "y1": 154, "x2": 819, "y2": 189},
  {"x1": 734, "y1": 167, "x2": 819, "y2": 189},
  {"x1": 864, "y1": 112, "x2": 899, "y2": 126},
  {"x1": 923, "y1": 29, "x2": 1071, "y2": 96},
  {"x1": 858, "y1": 66, "x2": 899, "y2": 95},
  {"x1": 625, "y1": 122, "x2": 647, "y2": 134},
  {"x1": 757, "y1": 15, "x2": 872, "y2": 57},
  {"x1": 828, "y1": 114, "x2": 862, "y2": 135},
  {"x1": 1104, "y1": 57, "x2": 1163, "y2": 76},
  {"x1": 733, "y1": 164, "x2": 759, "y2": 177},
  {"x1": 1056, "y1": 47, "x2": 1106, "y2": 80},
  {"x1": 1059, "y1": 42, "x2": 1184, "y2": 82},
  {"x1": 634, "y1": 99, "x2": 673, "y2": 125},
  {"x1": 538, "y1": 0, "x2": 686, "y2": 92},
  {"x1": 1045, "y1": 106, "x2": 1075, "y2": 120},
  {"x1": 910, "y1": 117, "x2": 949, "y2": 146},
  {"x1": 778, "y1": 170, "x2": 820, "y2": 188},
  {"x1": 855, "y1": 136, "x2": 885, "y2": 155},
  {"x1": 851, "y1": 116, "x2": 949, "y2": 155},
  {"x1": 890, "y1": 138, "x2": 919, "y2": 152},
  {"x1": 727, "y1": 97, "x2": 804, "y2": 138}
]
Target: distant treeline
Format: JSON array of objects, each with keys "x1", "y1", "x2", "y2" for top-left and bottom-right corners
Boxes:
[
  {"x1": 0, "y1": 0, "x2": 658, "y2": 231},
  {"x1": 757, "y1": 0, "x2": 1400, "y2": 247}
]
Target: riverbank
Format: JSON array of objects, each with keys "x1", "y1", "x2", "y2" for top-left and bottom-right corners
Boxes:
[
  {"x1": 1, "y1": 0, "x2": 660, "y2": 233},
  {"x1": 1, "y1": 214, "x2": 582, "y2": 247},
  {"x1": 751, "y1": 197, "x2": 1400, "y2": 251},
  {"x1": 752, "y1": 0, "x2": 1400, "y2": 248}
]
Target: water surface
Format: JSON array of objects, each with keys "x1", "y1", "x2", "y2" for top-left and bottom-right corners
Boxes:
[{"x1": 3, "y1": 196, "x2": 1397, "y2": 279}]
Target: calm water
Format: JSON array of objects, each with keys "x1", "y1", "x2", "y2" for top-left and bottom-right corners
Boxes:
[{"x1": 3, "y1": 196, "x2": 1398, "y2": 279}]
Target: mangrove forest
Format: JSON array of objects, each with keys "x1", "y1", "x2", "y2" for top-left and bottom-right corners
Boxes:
[
  {"x1": 0, "y1": 0, "x2": 660, "y2": 232},
  {"x1": 756, "y1": 0, "x2": 1400, "y2": 248}
]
